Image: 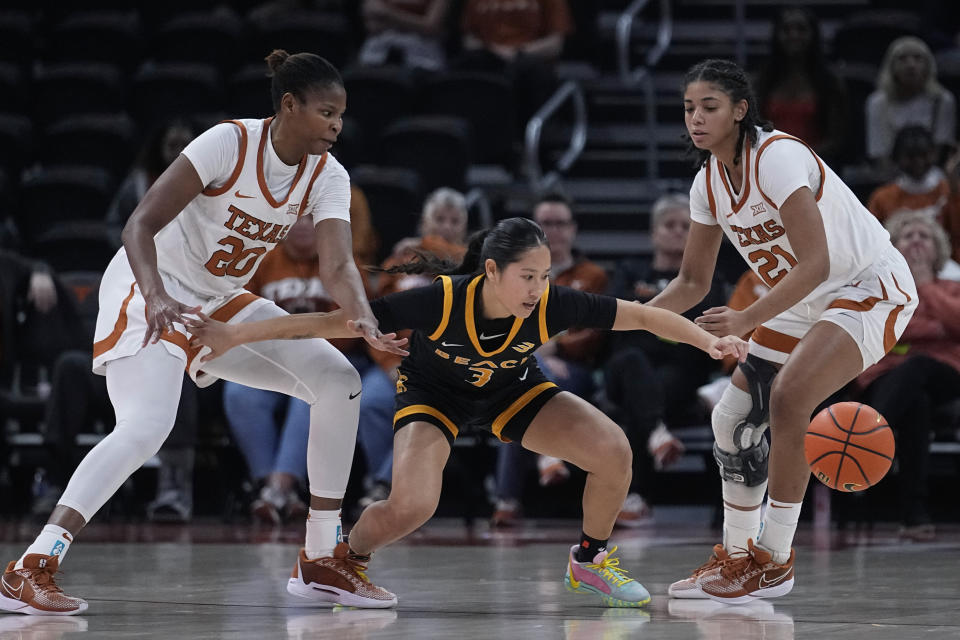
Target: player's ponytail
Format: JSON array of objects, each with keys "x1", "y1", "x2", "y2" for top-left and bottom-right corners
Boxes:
[
  {"x1": 381, "y1": 217, "x2": 548, "y2": 277},
  {"x1": 265, "y1": 48, "x2": 343, "y2": 112},
  {"x1": 682, "y1": 58, "x2": 773, "y2": 168}
]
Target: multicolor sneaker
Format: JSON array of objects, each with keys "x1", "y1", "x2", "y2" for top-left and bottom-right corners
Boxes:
[
  {"x1": 0, "y1": 554, "x2": 88, "y2": 615},
  {"x1": 563, "y1": 545, "x2": 651, "y2": 607},
  {"x1": 287, "y1": 543, "x2": 397, "y2": 608},
  {"x1": 697, "y1": 539, "x2": 794, "y2": 604},
  {"x1": 667, "y1": 544, "x2": 732, "y2": 599}
]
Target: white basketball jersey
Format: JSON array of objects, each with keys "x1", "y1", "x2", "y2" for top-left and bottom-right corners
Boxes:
[
  {"x1": 154, "y1": 118, "x2": 330, "y2": 298},
  {"x1": 690, "y1": 128, "x2": 891, "y2": 304}
]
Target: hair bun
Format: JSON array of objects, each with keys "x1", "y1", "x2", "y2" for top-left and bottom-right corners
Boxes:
[{"x1": 265, "y1": 49, "x2": 290, "y2": 74}]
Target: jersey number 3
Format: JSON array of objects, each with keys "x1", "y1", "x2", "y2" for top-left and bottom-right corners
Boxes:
[
  {"x1": 205, "y1": 236, "x2": 266, "y2": 277},
  {"x1": 748, "y1": 245, "x2": 797, "y2": 288}
]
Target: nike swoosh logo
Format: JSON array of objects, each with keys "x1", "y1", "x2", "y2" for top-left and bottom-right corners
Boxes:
[
  {"x1": 1, "y1": 575, "x2": 23, "y2": 600},
  {"x1": 235, "y1": 190, "x2": 256, "y2": 199},
  {"x1": 568, "y1": 558, "x2": 580, "y2": 589},
  {"x1": 758, "y1": 571, "x2": 789, "y2": 589},
  {"x1": 479, "y1": 332, "x2": 506, "y2": 340},
  {"x1": 519, "y1": 368, "x2": 529, "y2": 381},
  {"x1": 441, "y1": 341, "x2": 463, "y2": 347},
  {"x1": 348, "y1": 391, "x2": 361, "y2": 399}
]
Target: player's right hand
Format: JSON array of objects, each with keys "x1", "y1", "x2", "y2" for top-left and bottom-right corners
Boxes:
[
  {"x1": 347, "y1": 318, "x2": 409, "y2": 356},
  {"x1": 142, "y1": 289, "x2": 200, "y2": 347}
]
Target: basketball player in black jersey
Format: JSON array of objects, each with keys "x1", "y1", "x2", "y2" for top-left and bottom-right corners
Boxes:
[{"x1": 189, "y1": 217, "x2": 748, "y2": 607}]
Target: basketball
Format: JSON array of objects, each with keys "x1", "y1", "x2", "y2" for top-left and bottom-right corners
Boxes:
[{"x1": 805, "y1": 402, "x2": 895, "y2": 492}]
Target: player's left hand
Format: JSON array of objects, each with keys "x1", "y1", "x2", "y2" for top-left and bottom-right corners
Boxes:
[
  {"x1": 707, "y1": 335, "x2": 749, "y2": 362},
  {"x1": 349, "y1": 317, "x2": 409, "y2": 356},
  {"x1": 695, "y1": 306, "x2": 753, "y2": 338},
  {"x1": 186, "y1": 312, "x2": 238, "y2": 363}
]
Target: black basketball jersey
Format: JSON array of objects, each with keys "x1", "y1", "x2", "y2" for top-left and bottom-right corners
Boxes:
[{"x1": 369, "y1": 273, "x2": 617, "y2": 396}]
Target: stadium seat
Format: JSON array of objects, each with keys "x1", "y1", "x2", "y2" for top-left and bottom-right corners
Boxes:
[
  {"x1": 378, "y1": 116, "x2": 471, "y2": 194},
  {"x1": 832, "y1": 11, "x2": 922, "y2": 66},
  {"x1": 0, "y1": 113, "x2": 32, "y2": 177},
  {"x1": 34, "y1": 64, "x2": 125, "y2": 123},
  {"x1": 131, "y1": 63, "x2": 222, "y2": 124},
  {"x1": 226, "y1": 64, "x2": 274, "y2": 118},
  {"x1": 421, "y1": 72, "x2": 515, "y2": 166},
  {"x1": 0, "y1": 11, "x2": 33, "y2": 69},
  {"x1": 41, "y1": 114, "x2": 136, "y2": 179},
  {"x1": 342, "y1": 66, "x2": 417, "y2": 144},
  {"x1": 250, "y1": 11, "x2": 354, "y2": 71},
  {"x1": 43, "y1": 11, "x2": 142, "y2": 71},
  {"x1": 31, "y1": 222, "x2": 117, "y2": 273},
  {"x1": 350, "y1": 165, "x2": 422, "y2": 263},
  {"x1": 152, "y1": 12, "x2": 243, "y2": 72},
  {"x1": 18, "y1": 167, "x2": 114, "y2": 242},
  {"x1": 0, "y1": 63, "x2": 26, "y2": 115}
]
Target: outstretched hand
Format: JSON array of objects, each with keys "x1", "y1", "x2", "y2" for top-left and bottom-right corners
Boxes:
[
  {"x1": 185, "y1": 312, "x2": 236, "y2": 363},
  {"x1": 348, "y1": 318, "x2": 409, "y2": 356},
  {"x1": 707, "y1": 335, "x2": 749, "y2": 362},
  {"x1": 695, "y1": 306, "x2": 754, "y2": 338}
]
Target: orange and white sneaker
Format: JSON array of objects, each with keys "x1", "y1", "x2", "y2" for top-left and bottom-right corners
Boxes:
[
  {"x1": 0, "y1": 554, "x2": 88, "y2": 616},
  {"x1": 287, "y1": 543, "x2": 397, "y2": 609},
  {"x1": 696, "y1": 539, "x2": 794, "y2": 604},
  {"x1": 667, "y1": 544, "x2": 732, "y2": 599}
]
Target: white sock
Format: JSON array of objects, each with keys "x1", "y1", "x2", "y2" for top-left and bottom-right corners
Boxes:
[
  {"x1": 721, "y1": 479, "x2": 767, "y2": 554},
  {"x1": 17, "y1": 525, "x2": 74, "y2": 569},
  {"x1": 757, "y1": 499, "x2": 801, "y2": 564},
  {"x1": 304, "y1": 508, "x2": 342, "y2": 559}
]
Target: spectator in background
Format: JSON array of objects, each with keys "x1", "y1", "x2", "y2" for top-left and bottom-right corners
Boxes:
[
  {"x1": 0, "y1": 252, "x2": 63, "y2": 396},
  {"x1": 491, "y1": 193, "x2": 607, "y2": 527},
  {"x1": 869, "y1": 126, "x2": 960, "y2": 279},
  {"x1": 223, "y1": 214, "x2": 369, "y2": 525},
  {"x1": 105, "y1": 119, "x2": 198, "y2": 243},
  {"x1": 754, "y1": 6, "x2": 847, "y2": 165},
  {"x1": 356, "y1": 188, "x2": 467, "y2": 511},
  {"x1": 358, "y1": 0, "x2": 452, "y2": 72},
  {"x1": 854, "y1": 211, "x2": 960, "y2": 541},
  {"x1": 603, "y1": 194, "x2": 727, "y2": 527},
  {"x1": 350, "y1": 184, "x2": 380, "y2": 268},
  {"x1": 866, "y1": 37, "x2": 957, "y2": 177},
  {"x1": 456, "y1": 0, "x2": 573, "y2": 123}
]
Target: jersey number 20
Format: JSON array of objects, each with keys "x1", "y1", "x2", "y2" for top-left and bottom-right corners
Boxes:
[{"x1": 205, "y1": 236, "x2": 267, "y2": 277}]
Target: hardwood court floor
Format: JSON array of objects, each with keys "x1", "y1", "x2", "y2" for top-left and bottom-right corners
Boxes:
[{"x1": 0, "y1": 515, "x2": 958, "y2": 639}]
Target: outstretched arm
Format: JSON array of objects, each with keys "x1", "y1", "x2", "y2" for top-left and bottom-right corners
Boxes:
[
  {"x1": 187, "y1": 310, "x2": 408, "y2": 363},
  {"x1": 612, "y1": 298, "x2": 748, "y2": 362}
]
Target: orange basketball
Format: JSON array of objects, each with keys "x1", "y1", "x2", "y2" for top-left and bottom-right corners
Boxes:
[{"x1": 805, "y1": 402, "x2": 894, "y2": 492}]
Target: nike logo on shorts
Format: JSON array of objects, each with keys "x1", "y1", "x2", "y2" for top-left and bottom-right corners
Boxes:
[{"x1": 348, "y1": 391, "x2": 361, "y2": 399}]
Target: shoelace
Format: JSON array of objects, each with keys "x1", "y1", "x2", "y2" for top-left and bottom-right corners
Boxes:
[
  {"x1": 585, "y1": 546, "x2": 634, "y2": 587},
  {"x1": 717, "y1": 552, "x2": 758, "y2": 580},
  {"x1": 28, "y1": 566, "x2": 64, "y2": 595},
  {"x1": 345, "y1": 554, "x2": 373, "y2": 583}
]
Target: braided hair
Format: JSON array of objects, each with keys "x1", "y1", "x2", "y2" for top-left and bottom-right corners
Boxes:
[{"x1": 683, "y1": 58, "x2": 773, "y2": 168}]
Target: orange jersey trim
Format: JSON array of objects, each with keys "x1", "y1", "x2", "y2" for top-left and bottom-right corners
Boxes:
[
  {"x1": 827, "y1": 277, "x2": 889, "y2": 312},
  {"x1": 256, "y1": 116, "x2": 308, "y2": 207},
  {"x1": 754, "y1": 134, "x2": 825, "y2": 209},
  {"x1": 296, "y1": 152, "x2": 329, "y2": 218},
  {"x1": 393, "y1": 404, "x2": 458, "y2": 438},
  {"x1": 491, "y1": 381, "x2": 557, "y2": 441},
  {"x1": 751, "y1": 324, "x2": 800, "y2": 355},
  {"x1": 704, "y1": 161, "x2": 718, "y2": 219},
  {"x1": 202, "y1": 120, "x2": 248, "y2": 197},
  {"x1": 716, "y1": 138, "x2": 752, "y2": 213},
  {"x1": 92, "y1": 282, "x2": 137, "y2": 358}
]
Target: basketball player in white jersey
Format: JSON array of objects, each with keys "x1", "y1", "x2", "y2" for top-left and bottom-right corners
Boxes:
[
  {"x1": 656, "y1": 59, "x2": 918, "y2": 603},
  {"x1": 0, "y1": 50, "x2": 406, "y2": 616}
]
